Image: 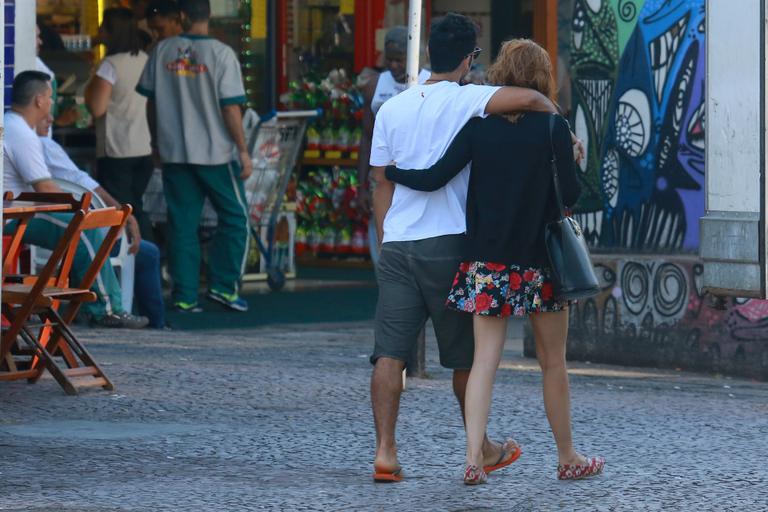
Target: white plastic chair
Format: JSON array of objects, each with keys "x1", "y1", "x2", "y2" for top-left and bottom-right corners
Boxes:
[{"x1": 29, "y1": 179, "x2": 136, "y2": 313}]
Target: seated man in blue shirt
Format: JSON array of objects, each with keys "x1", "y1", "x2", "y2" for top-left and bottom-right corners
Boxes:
[
  {"x1": 3, "y1": 70, "x2": 148, "y2": 328},
  {"x1": 35, "y1": 114, "x2": 167, "y2": 329}
]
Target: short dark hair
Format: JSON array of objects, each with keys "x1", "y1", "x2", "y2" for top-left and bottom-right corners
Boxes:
[
  {"x1": 146, "y1": 0, "x2": 181, "y2": 20},
  {"x1": 37, "y1": 20, "x2": 66, "y2": 51},
  {"x1": 179, "y1": 0, "x2": 210, "y2": 23},
  {"x1": 12, "y1": 71, "x2": 51, "y2": 107},
  {"x1": 102, "y1": 8, "x2": 144, "y2": 56},
  {"x1": 428, "y1": 13, "x2": 478, "y2": 73}
]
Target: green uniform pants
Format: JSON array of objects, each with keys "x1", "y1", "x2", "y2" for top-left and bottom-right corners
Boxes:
[
  {"x1": 163, "y1": 162, "x2": 249, "y2": 304},
  {"x1": 7, "y1": 213, "x2": 124, "y2": 319}
]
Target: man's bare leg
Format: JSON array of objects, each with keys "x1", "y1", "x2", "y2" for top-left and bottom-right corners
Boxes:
[
  {"x1": 372, "y1": 357, "x2": 406, "y2": 472},
  {"x1": 453, "y1": 369, "x2": 509, "y2": 466}
]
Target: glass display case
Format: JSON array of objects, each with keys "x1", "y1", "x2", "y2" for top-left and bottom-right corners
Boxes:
[{"x1": 284, "y1": 0, "x2": 355, "y2": 86}]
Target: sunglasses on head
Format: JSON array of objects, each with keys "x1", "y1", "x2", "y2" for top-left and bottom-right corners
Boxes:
[{"x1": 467, "y1": 47, "x2": 482, "y2": 59}]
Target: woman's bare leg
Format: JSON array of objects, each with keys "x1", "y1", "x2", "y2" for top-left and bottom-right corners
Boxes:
[
  {"x1": 529, "y1": 309, "x2": 587, "y2": 466},
  {"x1": 464, "y1": 315, "x2": 507, "y2": 467}
]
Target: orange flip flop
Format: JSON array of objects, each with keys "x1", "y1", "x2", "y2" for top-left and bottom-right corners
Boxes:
[
  {"x1": 373, "y1": 467, "x2": 404, "y2": 483},
  {"x1": 483, "y1": 439, "x2": 522, "y2": 474}
]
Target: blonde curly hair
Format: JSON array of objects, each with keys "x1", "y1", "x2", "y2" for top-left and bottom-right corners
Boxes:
[{"x1": 486, "y1": 39, "x2": 557, "y2": 121}]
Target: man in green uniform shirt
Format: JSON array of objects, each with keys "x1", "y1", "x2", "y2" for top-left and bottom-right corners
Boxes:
[{"x1": 137, "y1": 0, "x2": 252, "y2": 312}]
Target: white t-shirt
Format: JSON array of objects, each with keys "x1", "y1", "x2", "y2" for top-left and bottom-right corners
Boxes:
[
  {"x1": 3, "y1": 111, "x2": 52, "y2": 196},
  {"x1": 41, "y1": 137, "x2": 100, "y2": 192},
  {"x1": 370, "y1": 81, "x2": 500, "y2": 243},
  {"x1": 371, "y1": 69, "x2": 431, "y2": 114},
  {"x1": 95, "y1": 60, "x2": 118, "y2": 85}
]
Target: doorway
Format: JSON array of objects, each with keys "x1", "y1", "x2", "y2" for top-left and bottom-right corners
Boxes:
[
  {"x1": 491, "y1": 0, "x2": 534, "y2": 59},
  {"x1": 432, "y1": 0, "x2": 539, "y2": 67}
]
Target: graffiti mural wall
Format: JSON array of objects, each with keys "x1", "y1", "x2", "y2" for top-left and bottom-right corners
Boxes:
[
  {"x1": 524, "y1": 255, "x2": 768, "y2": 379},
  {"x1": 570, "y1": 0, "x2": 705, "y2": 250},
  {"x1": 543, "y1": 0, "x2": 768, "y2": 379}
]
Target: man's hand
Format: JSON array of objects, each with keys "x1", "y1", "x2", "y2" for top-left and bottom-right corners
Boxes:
[
  {"x1": 239, "y1": 150, "x2": 253, "y2": 180},
  {"x1": 358, "y1": 185, "x2": 372, "y2": 214},
  {"x1": 125, "y1": 215, "x2": 142, "y2": 255},
  {"x1": 371, "y1": 166, "x2": 393, "y2": 247}
]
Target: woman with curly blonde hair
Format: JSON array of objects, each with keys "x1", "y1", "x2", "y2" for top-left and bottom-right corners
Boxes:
[{"x1": 385, "y1": 39, "x2": 604, "y2": 484}]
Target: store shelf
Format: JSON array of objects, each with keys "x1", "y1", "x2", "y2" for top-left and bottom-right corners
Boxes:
[
  {"x1": 296, "y1": 255, "x2": 373, "y2": 269},
  {"x1": 301, "y1": 157, "x2": 358, "y2": 167}
]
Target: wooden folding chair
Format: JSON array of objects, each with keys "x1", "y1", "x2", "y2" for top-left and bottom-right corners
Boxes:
[
  {"x1": 2, "y1": 206, "x2": 132, "y2": 395},
  {"x1": 2, "y1": 192, "x2": 92, "y2": 371},
  {"x1": 1, "y1": 209, "x2": 88, "y2": 392},
  {"x1": 31, "y1": 205, "x2": 132, "y2": 391}
]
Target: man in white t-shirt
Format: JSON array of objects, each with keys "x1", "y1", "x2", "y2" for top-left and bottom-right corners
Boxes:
[
  {"x1": 367, "y1": 14, "x2": 564, "y2": 482},
  {"x1": 35, "y1": 115, "x2": 167, "y2": 329},
  {"x1": 357, "y1": 25, "x2": 430, "y2": 265},
  {"x1": 3, "y1": 71, "x2": 148, "y2": 329}
]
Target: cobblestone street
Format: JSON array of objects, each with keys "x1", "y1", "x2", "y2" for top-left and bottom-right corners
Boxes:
[{"x1": 1, "y1": 322, "x2": 767, "y2": 511}]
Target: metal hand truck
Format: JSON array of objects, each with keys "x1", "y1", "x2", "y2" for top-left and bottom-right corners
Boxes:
[{"x1": 245, "y1": 110, "x2": 318, "y2": 291}]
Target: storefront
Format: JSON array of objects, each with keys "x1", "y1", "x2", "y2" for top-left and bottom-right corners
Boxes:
[
  {"x1": 23, "y1": 0, "x2": 560, "y2": 267},
  {"x1": 277, "y1": 0, "x2": 559, "y2": 262},
  {"x1": 277, "y1": 0, "x2": 558, "y2": 97}
]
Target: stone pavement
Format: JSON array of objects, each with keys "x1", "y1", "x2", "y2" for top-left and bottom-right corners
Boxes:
[{"x1": 1, "y1": 321, "x2": 767, "y2": 511}]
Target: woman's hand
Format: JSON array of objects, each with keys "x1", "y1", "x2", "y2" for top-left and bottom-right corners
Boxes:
[{"x1": 570, "y1": 131, "x2": 585, "y2": 165}]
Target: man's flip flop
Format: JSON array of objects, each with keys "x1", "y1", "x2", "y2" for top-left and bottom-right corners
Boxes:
[
  {"x1": 483, "y1": 439, "x2": 522, "y2": 474},
  {"x1": 373, "y1": 467, "x2": 404, "y2": 483}
]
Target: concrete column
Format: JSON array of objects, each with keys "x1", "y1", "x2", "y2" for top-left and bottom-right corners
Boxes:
[
  {"x1": 14, "y1": 0, "x2": 36, "y2": 73},
  {"x1": 406, "y1": 0, "x2": 422, "y2": 87},
  {"x1": 701, "y1": 0, "x2": 767, "y2": 298},
  {"x1": 406, "y1": 0, "x2": 427, "y2": 379}
]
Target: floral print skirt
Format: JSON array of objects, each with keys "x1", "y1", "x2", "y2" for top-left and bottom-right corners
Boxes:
[{"x1": 447, "y1": 261, "x2": 568, "y2": 318}]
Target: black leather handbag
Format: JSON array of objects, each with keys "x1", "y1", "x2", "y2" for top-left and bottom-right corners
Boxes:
[{"x1": 544, "y1": 115, "x2": 600, "y2": 301}]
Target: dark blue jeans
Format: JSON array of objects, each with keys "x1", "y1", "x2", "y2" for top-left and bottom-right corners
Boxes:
[{"x1": 112, "y1": 240, "x2": 165, "y2": 328}]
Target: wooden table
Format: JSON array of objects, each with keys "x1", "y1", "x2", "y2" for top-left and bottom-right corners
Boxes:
[
  {"x1": 3, "y1": 200, "x2": 73, "y2": 217},
  {"x1": 2, "y1": 201, "x2": 73, "y2": 277}
]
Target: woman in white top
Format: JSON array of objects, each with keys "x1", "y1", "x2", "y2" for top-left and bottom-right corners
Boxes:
[{"x1": 85, "y1": 8, "x2": 154, "y2": 241}]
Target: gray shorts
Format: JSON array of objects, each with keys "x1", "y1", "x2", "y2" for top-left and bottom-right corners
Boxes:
[{"x1": 371, "y1": 234, "x2": 474, "y2": 369}]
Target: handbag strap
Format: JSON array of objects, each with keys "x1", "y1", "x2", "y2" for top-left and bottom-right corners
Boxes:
[{"x1": 548, "y1": 114, "x2": 567, "y2": 220}]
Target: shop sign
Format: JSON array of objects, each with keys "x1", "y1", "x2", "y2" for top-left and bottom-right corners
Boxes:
[
  {"x1": 340, "y1": 0, "x2": 355, "y2": 15},
  {"x1": 251, "y1": 0, "x2": 267, "y2": 40}
]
